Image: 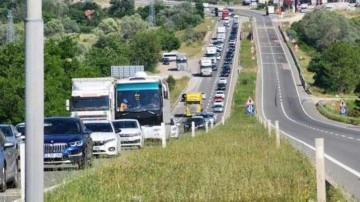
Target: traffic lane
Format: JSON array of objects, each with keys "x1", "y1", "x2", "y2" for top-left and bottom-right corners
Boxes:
[{"x1": 253, "y1": 11, "x2": 360, "y2": 199}]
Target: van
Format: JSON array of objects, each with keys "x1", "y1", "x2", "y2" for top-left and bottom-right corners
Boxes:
[{"x1": 162, "y1": 52, "x2": 177, "y2": 62}]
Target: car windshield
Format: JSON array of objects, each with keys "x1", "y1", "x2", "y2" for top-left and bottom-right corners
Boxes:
[
  {"x1": 44, "y1": 119, "x2": 81, "y2": 135},
  {"x1": 0, "y1": 126, "x2": 12, "y2": 137},
  {"x1": 84, "y1": 123, "x2": 113, "y2": 133},
  {"x1": 187, "y1": 118, "x2": 203, "y2": 125},
  {"x1": 16, "y1": 125, "x2": 25, "y2": 136},
  {"x1": 112, "y1": 121, "x2": 138, "y2": 129}
]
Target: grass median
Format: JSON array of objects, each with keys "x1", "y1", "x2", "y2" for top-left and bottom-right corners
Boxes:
[{"x1": 44, "y1": 22, "x2": 345, "y2": 202}]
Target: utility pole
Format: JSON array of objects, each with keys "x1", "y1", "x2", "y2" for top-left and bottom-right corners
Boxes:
[
  {"x1": 148, "y1": 0, "x2": 155, "y2": 26},
  {"x1": 7, "y1": 10, "x2": 15, "y2": 43},
  {"x1": 25, "y1": 0, "x2": 44, "y2": 200}
]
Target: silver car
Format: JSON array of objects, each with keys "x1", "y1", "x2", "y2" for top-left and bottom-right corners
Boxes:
[{"x1": 0, "y1": 124, "x2": 20, "y2": 192}]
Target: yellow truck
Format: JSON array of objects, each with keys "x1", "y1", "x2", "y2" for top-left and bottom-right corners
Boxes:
[{"x1": 182, "y1": 92, "x2": 203, "y2": 117}]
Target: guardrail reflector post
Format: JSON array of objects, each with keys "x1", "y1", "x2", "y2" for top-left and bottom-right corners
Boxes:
[
  {"x1": 191, "y1": 121, "x2": 195, "y2": 137},
  {"x1": 210, "y1": 119, "x2": 214, "y2": 128},
  {"x1": 222, "y1": 116, "x2": 225, "y2": 125},
  {"x1": 315, "y1": 138, "x2": 326, "y2": 202},
  {"x1": 161, "y1": 122, "x2": 166, "y2": 148},
  {"x1": 275, "y1": 120, "x2": 280, "y2": 148},
  {"x1": 205, "y1": 121, "x2": 209, "y2": 133},
  {"x1": 267, "y1": 120, "x2": 272, "y2": 136}
]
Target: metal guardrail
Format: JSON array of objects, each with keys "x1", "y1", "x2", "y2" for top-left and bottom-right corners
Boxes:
[{"x1": 277, "y1": 26, "x2": 312, "y2": 95}]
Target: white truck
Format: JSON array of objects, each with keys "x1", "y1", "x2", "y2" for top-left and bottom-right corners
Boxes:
[
  {"x1": 205, "y1": 46, "x2": 217, "y2": 65},
  {"x1": 200, "y1": 57, "x2": 213, "y2": 77},
  {"x1": 67, "y1": 77, "x2": 117, "y2": 121},
  {"x1": 217, "y1": 26, "x2": 226, "y2": 40}
]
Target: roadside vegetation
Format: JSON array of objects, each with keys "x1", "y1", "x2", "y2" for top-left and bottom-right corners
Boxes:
[
  {"x1": 168, "y1": 76, "x2": 190, "y2": 107},
  {"x1": 44, "y1": 21, "x2": 345, "y2": 202},
  {"x1": 0, "y1": 0, "x2": 205, "y2": 124},
  {"x1": 285, "y1": 9, "x2": 360, "y2": 123}
]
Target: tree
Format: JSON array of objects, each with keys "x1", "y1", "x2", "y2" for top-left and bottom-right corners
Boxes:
[
  {"x1": 166, "y1": 75, "x2": 176, "y2": 91},
  {"x1": 291, "y1": 9, "x2": 360, "y2": 51},
  {"x1": 45, "y1": 19, "x2": 65, "y2": 37},
  {"x1": 129, "y1": 30, "x2": 161, "y2": 72},
  {"x1": 97, "y1": 18, "x2": 119, "y2": 35},
  {"x1": 195, "y1": 0, "x2": 205, "y2": 18},
  {"x1": 308, "y1": 42, "x2": 360, "y2": 93},
  {"x1": 86, "y1": 35, "x2": 130, "y2": 76},
  {"x1": 157, "y1": 28, "x2": 180, "y2": 52},
  {"x1": 108, "y1": 0, "x2": 135, "y2": 18},
  {"x1": 119, "y1": 14, "x2": 148, "y2": 41},
  {"x1": 61, "y1": 17, "x2": 80, "y2": 33}
]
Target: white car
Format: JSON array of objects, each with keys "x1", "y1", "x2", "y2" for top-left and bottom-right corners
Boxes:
[
  {"x1": 83, "y1": 120, "x2": 121, "y2": 157},
  {"x1": 214, "y1": 91, "x2": 225, "y2": 99},
  {"x1": 112, "y1": 119, "x2": 144, "y2": 149},
  {"x1": 213, "y1": 100, "x2": 224, "y2": 107},
  {"x1": 218, "y1": 78, "x2": 227, "y2": 84}
]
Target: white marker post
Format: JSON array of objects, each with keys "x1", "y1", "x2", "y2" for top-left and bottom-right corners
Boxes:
[
  {"x1": 316, "y1": 138, "x2": 326, "y2": 202},
  {"x1": 205, "y1": 121, "x2": 209, "y2": 133},
  {"x1": 222, "y1": 116, "x2": 225, "y2": 125},
  {"x1": 267, "y1": 120, "x2": 272, "y2": 136},
  {"x1": 210, "y1": 119, "x2": 214, "y2": 128},
  {"x1": 191, "y1": 121, "x2": 195, "y2": 137},
  {"x1": 175, "y1": 123, "x2": 179, "y2": 138},
  {"x1": 161, "y1": 122, "x2": 166, "y2": 148},
  {"x1": 275, "y1": 120, "x2": 280, "y2": 148}
]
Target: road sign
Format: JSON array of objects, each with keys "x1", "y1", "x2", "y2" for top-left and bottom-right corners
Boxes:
[
  {"x1": 247, "y1": 104, "x2": 255, "y2": 115},
  {"x1": 340, "y1": 106, "x2": 346, "y2": 115}
]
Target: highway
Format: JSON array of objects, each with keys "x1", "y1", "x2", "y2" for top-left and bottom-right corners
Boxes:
[{"x1": 241, "y1": 10, "x2": 360, "y2": 200}]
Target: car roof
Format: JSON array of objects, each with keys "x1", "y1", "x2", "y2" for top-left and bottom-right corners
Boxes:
[
  {"x1": 83, "y1": 120, "x2": 111, "y2": 124},
  {"x1": 112, "y1": 119, "x2": 138, "y2": 122},
  {"x1": 45, "y1": 116, "x2": 80, "y2": 121},
  {"x1": 0, "y1": 124, "x2": 12, "y2": 127}
]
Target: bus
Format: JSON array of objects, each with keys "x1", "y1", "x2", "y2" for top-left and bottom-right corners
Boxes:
[
  {"x1": 114, "y1": 72, "x2": 171, "y2": 139},
  {"x1": 162, "y1": 52, "x2": 178, "y2": 62}
]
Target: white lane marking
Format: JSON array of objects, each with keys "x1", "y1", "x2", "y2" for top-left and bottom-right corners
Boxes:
[{"x1": 254, "y1": 14, "x2": 360, "y2": 180}]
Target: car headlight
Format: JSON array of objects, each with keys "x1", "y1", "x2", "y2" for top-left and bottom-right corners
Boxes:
[
  {"x1": 69, "y1": 140, "x2": 83, "y2": 147},
  {"x1": 104, "y1": 138, "x2": 115, "y2": 143}
]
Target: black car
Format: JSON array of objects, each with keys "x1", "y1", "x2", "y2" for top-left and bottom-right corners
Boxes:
[
  {"x1": 162, "y1": 57, "x2": 170, "y2": 65},
  {"x1": 183, "y1": 116, "x2": 208, "y2": 132},
  {"x1": 217, "y1": 83, "x2": 226, "y2": 90},
  {"x1": 221, "y1": 72, "x2": 229, "y2": 77},
  {"x1": 43, "y1": 117, "x2": 93, "y2": 169}
]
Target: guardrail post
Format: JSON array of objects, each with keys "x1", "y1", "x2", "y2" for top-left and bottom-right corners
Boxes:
[
  {"x1": 275, "y1": 120, "x2": 280, "y2": 148},
  {"x1": 264, "y1": 119, "x2": 267, "y2": 129},
  {"x1": 222, "y1": 116, "x2": 225, "y2": 125},
  {"x1": 191, "y1": 121, "x2": 195, "y2": 137},
  {"x1": 316, "y1": 138, "x2": 326, "y2": 202},
  {"x1": 20, "y1": 142, "x2": 25, "y2": 202},
  {"x1": 267, "y1": 120, "x2": 272, "y2": 136},
  {"x1": 175, "y1": 124, "x2": 179, "y2": 138},
  {"x1": 210, "y1": 119, "x2": 214, "y2": 128},
  {"x1": 205, "y1": 121, "x2": 209, "y2": 133},
  {"x1": 161, "y1": 122, "x2": 166, "y2": 148}
]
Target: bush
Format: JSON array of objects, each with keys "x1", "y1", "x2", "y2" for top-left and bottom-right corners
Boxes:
[
  {"x1": 182, "y1": 27, "x2": 205, "y2": 43},
  {"x1": 166, "y1": 75, "x2": 176, "y2": 91}
]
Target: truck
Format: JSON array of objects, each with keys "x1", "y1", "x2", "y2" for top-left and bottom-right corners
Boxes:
[
  {"x1": 114, "y1": 72, "x2": 172, "y2": 140},
  {"x1": 266, "y1": 6, "x2": 275, "y2": 15},
  {"x1": 222, "y1": 9, "x2": 229, "y2": 20},
  {"x1": 217, "y1": 26, "x2": 226, "y2": 40},
  {"x1": 68, "y1": 77, "x2": 117, "y2": 121},
  {"x1": 205, "y1": 46, "x2": 217, "y2": 65},
  {"x1": 176, "y1": 55, "x2": 188, "y2": 71},
  {"x1": 183, "y1": 92, "x2": 203, "y2": 117},
  {"x1": 200, "y1": 57, "x2": 213, "y2": 77}
]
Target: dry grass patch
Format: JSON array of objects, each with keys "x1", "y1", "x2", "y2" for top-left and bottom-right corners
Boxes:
[{"x1": 170, "y1": 76, "x2": 190, "y2": 107}]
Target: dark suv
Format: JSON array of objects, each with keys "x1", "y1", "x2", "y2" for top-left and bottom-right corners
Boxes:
[
  {"x1": 43, "y1": 117, "x2": 93, "y2": 169},
  {"x1": 183, "y1": 116, "x2": 208, "y2": 132}
]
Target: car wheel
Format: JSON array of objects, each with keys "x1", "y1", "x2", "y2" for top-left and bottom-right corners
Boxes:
[
  {"x1": 78, "y1": 152, "x2": 89, "y2": 170},
  {"x1": 0, "y1": 166, "x2": 6, "y2": 192},
  {"x1": 11, "y1": 161, "x2": 19, "y2": 188}
]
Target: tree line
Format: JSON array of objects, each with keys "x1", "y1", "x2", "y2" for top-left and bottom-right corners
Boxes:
[
  {"x1": 0, "y1": 0, "x2": 206, "y2": 123},
  {"x1": 290, "y1": 9, "x2": 360, "y2": 116}
]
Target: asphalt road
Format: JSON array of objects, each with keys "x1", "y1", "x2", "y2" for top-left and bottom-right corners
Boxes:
[{"x1": 241, "y1": 10, "x2": 360, "y2": 200}]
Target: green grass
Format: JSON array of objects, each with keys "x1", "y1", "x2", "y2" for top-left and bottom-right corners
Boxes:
[
  {"x1": 170, "y1": 76, "x2": 190, "y2": 107},
  {"x1": 316, "y1": 101, "x2": 360, "y2": 126},
  {"x1": 44, "y1": 23, "x2": 346, "y2": 202}
]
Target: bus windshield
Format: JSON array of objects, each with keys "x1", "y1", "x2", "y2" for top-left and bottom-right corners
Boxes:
[
  {"x1": 116, "y1": 82, "x2": 161, "y2": 112},
  {"x1": 71, "y1": 96, "x2": 109, "y2": 111}
]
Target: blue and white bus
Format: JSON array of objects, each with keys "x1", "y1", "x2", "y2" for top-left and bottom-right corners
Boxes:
[{"x1": 114, "y1": 72, "x2": 171, "y2": 139}]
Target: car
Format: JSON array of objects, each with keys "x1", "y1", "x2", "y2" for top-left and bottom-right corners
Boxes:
[
  {"x1": 0, "y1": 126, "x2": 19, "y2": 192},
  {"x1": 214, "y1": 91, "x2": 225, "y2": 99},
  {"x1": 212, "y1": 104, "x2": 224, "y2": 113},
  {"x1": 195, "y1": 112, "x2": 217, "y2": 124},
  {"x1": 221, "y1": 71, "x2": 229, "y2": 77},
  {"x1": 83, "y1": 120, "x2": 122, "y2": 157},
  {"x1": 183, "y1": 116, "x2": 209, "y2": 132},
  {"x1": 213, "y1": 100, "x2": 224, "y2": 107},
  {"x1": 202, "y1": 93, "x2": 207, "y2": 100},
  {"x1": 15, "y1": 123, "x2": 25, "y2": 142},
  {"x1": 216, "y1": 52, "x2": 221, "y2": 60},
  {"x1": 218, "y1": 78, "x2": 227, "y2": 84},
  {"x1": 112, "y1": 119, "x2": 144, "y2": 149},
  {"x1": 217, "y1": 83, "x2": 226, "y2": 91},
  {"x1": 43, "y1": 117, "x2": 94, "y2": 169},
  {"x1": 162, "y1": 57, "x2": 170, "y2": 65}
]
